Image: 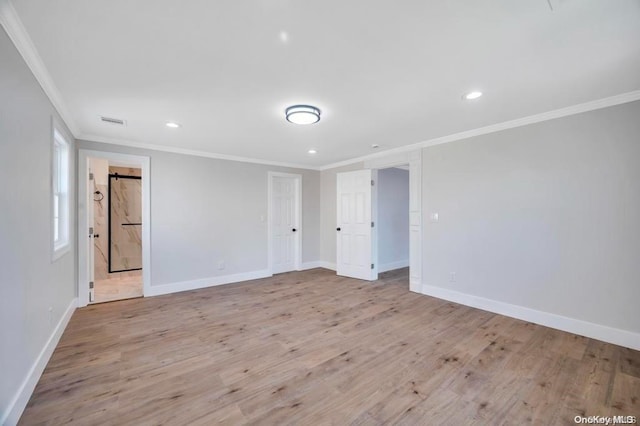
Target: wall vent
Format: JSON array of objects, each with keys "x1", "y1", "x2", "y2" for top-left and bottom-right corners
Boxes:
[{"x1": 100, "y1": 116, "x2": 126, "y2": 126}]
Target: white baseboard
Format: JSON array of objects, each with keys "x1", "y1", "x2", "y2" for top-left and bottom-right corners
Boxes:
[
  {"x1": 379, "y1": 259, "x2": 409, "y2": 273},
  {"x1": 421, "y1": 284, "x2": 640, "y2": 351},
  {"x1": 146, "y1": 269, "x2": 272, "y2": 297},
  {"x1": 2, "y1": 298, "x2": 77, "y2": 426},
  {"x1": 299, "y1": 261, "x2": 324, "y2": 270},
  {"x1": 317, "y1": 261, "x2": 336, "y2": 271}
]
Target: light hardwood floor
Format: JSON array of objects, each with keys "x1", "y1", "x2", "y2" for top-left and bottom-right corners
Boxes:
[{"x1": 20, "y1": 268, "x2": 640, "y2": 425}]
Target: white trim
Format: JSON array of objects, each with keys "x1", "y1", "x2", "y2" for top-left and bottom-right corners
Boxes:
[
  {"x1": 371, "y1": 169, "x2": 379, "y2": 280},
  {"x1": 51, "y1": 241, "x2": 71, "y2": 262},
  {"x1": 267, "y1": 172, "x2": 303, "y2": 274},
  {"x1": 146, "y1": 269, "x2": 271, "y2": 297},
  {"x1": 0, "y1": 0, "x2": 79, "y2": 135},
  {"x1": 300, "y1": 261, "x2": 324, "y2": 270},
  {"x1": 378, "y1": 259, "x2": 409, "y2": 273},
  {"x1": 320, "y1": 90, "x2": 640, "y2": 171},
  {"x1": 2, "y1": 297, "x2": 77, "y2": 426},
  {"x1": 77, "y1": 149, "x2": 151, "y2": 307},
  {"x1": 421, "y1": 284, "x2": 640, "y2": 351},
  {"x1": 79, "y1": 133, "x2": 318, "y2": 171},
  {"x1": 317, "y1": 261, "x2": 337, "y2": 271},
  {"x1": 407, "y1": 150, "x2": 422, "y2": 293}
]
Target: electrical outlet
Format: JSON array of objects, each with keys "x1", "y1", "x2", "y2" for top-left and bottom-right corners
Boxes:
[
  {"x1": 449, "y1": 272, "x2": 456, "y2": 283},
  {"x1": 218, "y1": 261, "x2": 225, "y2": 270}
]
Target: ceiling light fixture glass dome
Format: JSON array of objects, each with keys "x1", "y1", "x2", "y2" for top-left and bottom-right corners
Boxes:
[{"x1": 285, "y1": 105, "x2": 321, "y2": 125}]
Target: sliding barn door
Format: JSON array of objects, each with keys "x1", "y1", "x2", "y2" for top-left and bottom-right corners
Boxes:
[{"x1": 336, "y1": 170, "x2": 374, "y2": 280}]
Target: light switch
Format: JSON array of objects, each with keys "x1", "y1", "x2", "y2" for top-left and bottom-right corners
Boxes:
[{"x1": 429, "y1": 212, "x2": 439, "y2": 222}]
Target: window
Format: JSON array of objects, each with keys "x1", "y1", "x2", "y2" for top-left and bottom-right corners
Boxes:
[{"x1": 52, "y1": 128, "x2": 70, "y2": 259}]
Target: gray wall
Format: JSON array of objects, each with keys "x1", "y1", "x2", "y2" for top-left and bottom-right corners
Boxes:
[
  {"x1": 76, "y1": 140, "x2": 321, "y2": 286},
  {"x1": 422, "y1": 100, "x2": 640, "y2": 333},
  {"x1": 0, "y1": 27, "x2": 76, "y2": 418},
  {"x1": 319, "y1": 162, "x2": 364, "y2": 265},
  {"x1": 378, "y1": 168, "x2": 409, "y2": 269},
  {"x1": 317, "y1": 101, "x2": 640, "y2": 334}
]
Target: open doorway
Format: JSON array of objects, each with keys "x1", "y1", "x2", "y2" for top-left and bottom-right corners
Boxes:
[
  {"x1": 92, "y1": 161, "x2": 143, "y2": 303},
  {"x1": 375, "y1": 166, "x2": 410, "y2": 281},
  {"x1": 335, "y1": 166, "x2": 410, "y2": 282},
  {"x1": 335, "y1": 150, "x2": 422, "y2": 291},
  {"x1": 78, "y1": 150, "x2": 150, "y2": 307}
]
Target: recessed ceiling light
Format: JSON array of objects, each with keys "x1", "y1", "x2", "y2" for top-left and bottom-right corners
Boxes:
[
  {"x1": 285, "y1": 105, "x2": 321, "y2": 125},
  {"x1": 308, "y1": 149, "x2": 317, "y2": 154},
  {"x1": 165, "y1": 122, "x2": 181, "y2": 128},
  {"x1": 463, "y1": 91, "x2": 483, "y2": 100}
]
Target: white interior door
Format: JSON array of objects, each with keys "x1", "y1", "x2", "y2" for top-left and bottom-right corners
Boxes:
[
  {"x1": 271, "y1": 175, "x2": 299, "y2": 274},
  {"x1": 337, "y1": 169, "x2": 374, "y2": 280},
  {"x1": 88, "y1": 165, "x2": 95, "y2": 303}
]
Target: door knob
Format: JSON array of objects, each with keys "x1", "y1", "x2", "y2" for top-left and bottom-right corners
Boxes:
[
  {"x1": 336, "y1": 227, "x2": 341, "y2": 231},
  {"x1": 292, "y1": 228, "x2": 297, "y2": 232}
]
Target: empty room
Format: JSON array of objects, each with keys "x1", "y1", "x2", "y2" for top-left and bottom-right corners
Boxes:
[{"x1": 1, "y1": 1, "x2": 639, "y2": 425}]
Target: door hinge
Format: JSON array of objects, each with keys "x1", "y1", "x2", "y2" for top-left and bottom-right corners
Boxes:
[
  {"x1": 371, "y1": 263, "x2": 374, "y2": 269},
  {"x1": 89, "y1": 172, "x2": 94, "y2": 180},
  {"x1": 89, "y1": 227, "x2": 94, "y2": 236},
  {"x1": 371, "y1": 221, "x2": 374, "y2": 228},
  {"x1": 89, "y1": 281, "x2": 94, "y2": 289},
  {"x1": 371, "y1": 180, "x2": 375, "y2": 186}
]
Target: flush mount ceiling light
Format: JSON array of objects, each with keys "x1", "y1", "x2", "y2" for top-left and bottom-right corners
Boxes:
[
  {"x1": 285, "y1": 105, "x2": 321, "y2": 125},
  {"x1": 463, "y1": 91, "x2": 483, "y2": 100},
  {"x1": 308, "y1": 149, "x2": 317, "y2": 154},
  {"x1": 165, "y1": 121, "x2": 181, "y2": 128}
]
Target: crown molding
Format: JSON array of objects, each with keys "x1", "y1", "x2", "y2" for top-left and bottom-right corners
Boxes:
[
  {"x1": 77, "y1": 133, "x2": 321, "y2": 170},
  {"x1": 319, "y1": 90, "x2": 640, "y2": 171},
  {"x1": 0, "y1": 0, "x2": 79, "y2": 135}
]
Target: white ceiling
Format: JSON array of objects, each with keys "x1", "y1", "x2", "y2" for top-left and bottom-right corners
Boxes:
[{"x1": 9, "y1": 0, "x2": 640, "y2": 168}]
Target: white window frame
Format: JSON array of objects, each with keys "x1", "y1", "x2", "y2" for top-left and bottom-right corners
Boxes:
[{"x1": 52, "y1": 127, "x2": 71, "y2": 261}]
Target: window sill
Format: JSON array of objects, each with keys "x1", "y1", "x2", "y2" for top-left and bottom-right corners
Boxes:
[{"x1": 52, "y1": 243, "x2": 71, "y2": 262}]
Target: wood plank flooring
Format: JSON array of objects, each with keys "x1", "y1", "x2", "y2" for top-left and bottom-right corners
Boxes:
[{"x1": 20, "y1": 268, "x2": 640, "y2": 425}]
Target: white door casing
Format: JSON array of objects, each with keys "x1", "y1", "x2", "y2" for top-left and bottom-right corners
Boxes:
[
  {"x1": 88, "y1": 163, "x2": 95, "y2": 303},
  {"x1": 336, "y1": 169, "x2": 375, "y2": 280},
  {"x1": 268, "y1": 172, "x2": 302, "y2": 274},
  {"x1": 408, "y1": 150, "x2": 422, "y2": 293}
]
